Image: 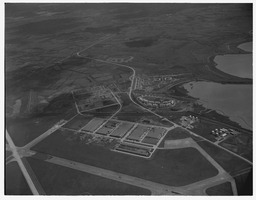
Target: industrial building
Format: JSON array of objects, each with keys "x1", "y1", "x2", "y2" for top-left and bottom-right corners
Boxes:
[
  {"x1": 146, "y1": 127, "x2": 165, "y2": 139},
  {"x1": 110, "y1": 122, "x2": 134, "y2": 138},
  {"x1": 127, "y1": 125, "x2": 150, "y2": 141},
  {"x1": 115, "y1": 143, "x2": 152, "y2": 157},
  {"x1": 96, "y1": 121, "x2": 120, "y2": 135},
  {"x1": 82, "y1": 118, "x2": 105, "y2": 132},
  {"x1": 141, "y1": 127, "x2": 166, "y2": 145}
]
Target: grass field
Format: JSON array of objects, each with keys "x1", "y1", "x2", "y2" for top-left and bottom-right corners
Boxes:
[
  {"x1": 84, "y1": 104, "x2": 120, "y2": 118},
  {"x1": 32, "y1": 131, "x2": 218, "y2": 187},
  {"x1": 190, "y1": 121, "x2": 222, "y2": 142},
  {"x1": 26, "y1": 157, "x2": 151, "y2": 195},
  {"x1": 219, "y1": 133, "x2": 252, "y2": 162},
  {"x1": 197, "y1": 140, "x2": 252, "y2": 176},
  {"x1": 206, "y1": 182, "x2": 233, "y2": 195},
  {"x1": 5, "y1": 161, "x2": 32, "y2": 195},
  {"x1": 159, "y1": 127, "x2": 202, "y2": 147},
  {"x1": 234, "y1": 169, "x2": 252, "y2": 195},
  {"x1": 62, "y1": 114, "x2": 92, "y2": 130},
  {"x1": 6, "y1": 114, "x2": 65, "y2": 147},
  {"x1": 197, "y1": 140, "x2": 252, "y2": 195}
]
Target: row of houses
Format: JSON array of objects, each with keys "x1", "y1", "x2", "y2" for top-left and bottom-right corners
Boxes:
[
  {"x1": 137, "y1": 96, "x2": 176, "y2": 108},
  {"x1": 180, "y1": 115, "x2": 199, "y2": 129}
]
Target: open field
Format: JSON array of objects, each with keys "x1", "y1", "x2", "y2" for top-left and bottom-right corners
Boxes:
[
  {"x1": 6, "y1": 115, "x2": 65, "y2": 147},
  {"x1": 197, "y1": 140, "x2": 252, "y2": 195},
  {"x1": 159, "y1": 127, "x2": 202, "y2": 147},
  {"x1": 233, "y1": 169, "x2": 252, "y2": 195},
  {"x1": 190, "y1": 120, "x2": 224, "y2": 142},
  {"x1": 84, "y1": 104, "x2": 120, "y2": 118},
  {"x1": 219, "y1": 133, "x2": 252, "y2": 161},
  {"x1": 197, "y1": 140, "x2": 252, "y2": 176},
  {"x1": 206, "y1": 182, "x2": 233, "y2": 195},
  {"x1": 26, "y1": 157, "x2": 151, "y2": 195},
  {"x1": 5, "y1": 161, "x2": 32, "y2": 195},
  {"x1": 62, "y1": 114, "x2": 91, "y2": 130},
  {"x1": 32, "y1": 130, "x2": 218, "y2": 187},
  {"x1": 5, "y1": 3, "x2": 252, "y2": 195}
]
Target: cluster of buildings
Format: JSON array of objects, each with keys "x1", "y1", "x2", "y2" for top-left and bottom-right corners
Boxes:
[
  {"x1": 137, "y1": 95, "x2": 176, "y2": 108},
  {"x1": 180, "y1": 115, "x2": 199, "y2": 129},
  {"x1": 74, "y1": 86, "x2": 116, "y2": 112},
  {"x1": 78, "y1": 116, "x2": 167, "y2": 158},
  {"x1": 134, "y1": 74, "x2": 176, "y2": 91},
  {"x1": 134, "y1": 73, "x2": 192, "y2": 91},
  {"x1": 211, "y1": 128, "x2": 238, "y2": 141}
]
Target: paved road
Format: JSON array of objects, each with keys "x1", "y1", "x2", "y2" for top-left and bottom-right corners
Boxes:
[
  {"x1": 162, "y1": 138, "x2": 237, "y2": 195},
  {"x1": 7, "y1": 34, "x2": 249, "y2": 195},
  {"x1": 26, "y1": 150, "x2": 185, "y2": 195},
  {"x1": 75, "y1": 55, "x2": 255, "y2": 195},
  {"x1": 6, "y1": 130, "x2": 39, "y2": 195},
  {"x1": 79, "y1": 90, "x2": 123, "y2": 134},
  {"x1": 21, "y1": 119, "x2": 69, "y2": 150},
  {"x1": 79, "y1": 54, "x2": 252, "y2": 165}
]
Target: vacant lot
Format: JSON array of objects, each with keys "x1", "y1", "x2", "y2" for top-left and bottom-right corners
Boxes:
[
  {"x1": 26, "y1": 157, "x2": 151, "y2": 195},
  {"x1": 5, "y1": 161, "x2": 32, "y2": 195},
  {"x1": 32, "y1": 131, "x2": 218, "y2": 186}
]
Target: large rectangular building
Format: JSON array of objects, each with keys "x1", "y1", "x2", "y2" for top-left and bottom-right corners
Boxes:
[
  {"x1": 115, "y1": 143, "x2": 151, "y2": 157},
  {"x1": 146, "y1": 127, "x2": 166, "y2": 139},
  {"x1": 96, "y1": 120, "x2": 120, "y2": 135},
  {"x1": 81, "y1": 118, "x2": 105, "y2": 132},
  {"x1": 127, "y1": 125, "x2": 150, "y2": 141},
  {"x1": 110, "y1": 122, "x2": 134, "y2": 138}
]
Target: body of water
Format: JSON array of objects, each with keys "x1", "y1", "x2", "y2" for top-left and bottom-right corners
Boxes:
[
  {"x1": 184, "y1": 81, "x2": 252, "y2": 130},
  {"x1": 214, "y1": 42, "x2": 252, "y2": 79}
]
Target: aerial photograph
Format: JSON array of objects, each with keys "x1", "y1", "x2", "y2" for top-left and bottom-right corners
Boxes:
[{"x1": 5, "y1": 2, "x2": 252, "y2": 196}]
